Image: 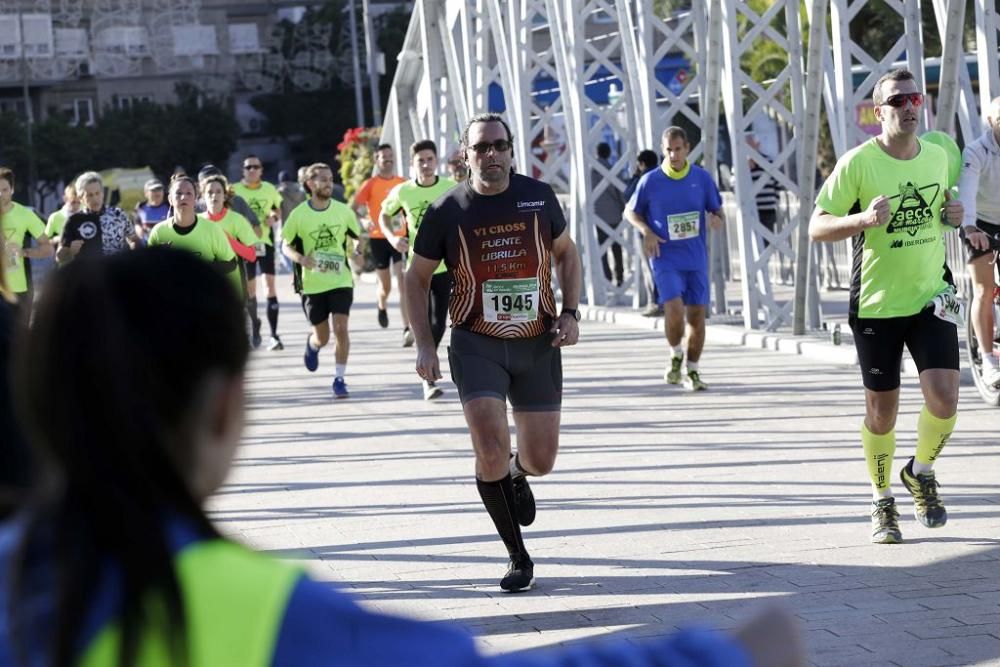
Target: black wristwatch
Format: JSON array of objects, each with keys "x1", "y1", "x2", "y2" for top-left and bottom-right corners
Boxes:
[{"x1": 561, "y1": 308, "x2": 580, "y2": 321}]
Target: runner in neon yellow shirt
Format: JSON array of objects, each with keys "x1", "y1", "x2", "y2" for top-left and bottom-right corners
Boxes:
[
  {"x1": 0, "y1": 168, "x2": 53, "y2": 308},
  {"x1": 810, "y1": 68, "x2": 963, "y2": 545},
  {"x1": 44, "y1": 183, "x2": 80, "y2": 244},
  {"x1": 147, "y1": 176, "x2": 240, "y2": 295},
  {"x1": 282, "y1": 162, "x2": 361, "y2": 399},
  {"x1": 380, "y1": 139, "x2": 456, "y2": 399},
  {"x1": 233, "y1": 154, "x2": 284, "y2": 350}
]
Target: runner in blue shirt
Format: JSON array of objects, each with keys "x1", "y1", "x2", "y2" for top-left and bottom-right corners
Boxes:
[{"x1": 625, "y1": 126, "x2": 724, "y2": 391}]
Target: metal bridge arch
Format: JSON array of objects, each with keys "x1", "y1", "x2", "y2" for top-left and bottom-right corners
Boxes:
[{"x1": 382, "y1": 0, "x2": 1000, "y2": 332}]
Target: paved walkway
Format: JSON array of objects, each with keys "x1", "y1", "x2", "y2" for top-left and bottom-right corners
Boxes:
[{"x1": 213, "y1": 277, "x2": 1000, "y2": 667}]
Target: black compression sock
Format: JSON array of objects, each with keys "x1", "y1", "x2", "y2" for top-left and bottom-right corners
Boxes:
[
  {"x1": 267, "y1": 296, "x2": 279, "y2": 337},
  {"x1": 247, "y1": 297, "x2": 260, "y2": 327},
  {"x1": 476, "y1": 474, "x2": 529, "y2": 560}
]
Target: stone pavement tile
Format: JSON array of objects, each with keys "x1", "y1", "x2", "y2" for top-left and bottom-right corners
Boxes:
[
  {"x1": 885, "y1": 635, "x2": 1000, "y2": 663},
  {"x1": 906, "y1": 623, "x2": 1000, "y2": 640}
]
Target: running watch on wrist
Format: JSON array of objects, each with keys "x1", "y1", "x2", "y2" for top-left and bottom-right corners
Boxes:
[{"x1": 561, "y1": 308, "x2": 580, "y2": 321}]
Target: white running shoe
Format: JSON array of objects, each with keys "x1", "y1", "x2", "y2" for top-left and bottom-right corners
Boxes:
[
  {"x1": 423, "y1": 380, "x2": 443, "y2": 400},
  {"x1": 983, "y1": 361, "x2": 1000, "y2": 388}
]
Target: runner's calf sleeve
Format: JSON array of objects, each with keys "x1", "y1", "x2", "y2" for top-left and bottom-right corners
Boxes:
[
  {"x1": 267, "y1": 296, "x2": 279, "y2": 336},
  {"x1": 247, "y1": 297, "x2": 260, "y2": 325},
  {"x1": 476, "y1": 474, "x2": 529, "y2": 560},
  {"x1": 862, "y1": 423, "x2": 895, "y2": 495},
  {"x1": 915, "y1": 406, "x2": 955, "y2": 467}
]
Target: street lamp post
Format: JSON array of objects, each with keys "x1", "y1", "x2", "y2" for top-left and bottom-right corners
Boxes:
[
  {"x1": 361, "y1": 0, "x2": 382, "y2": 126},
  {"x1": 18, "y1": 10, "x2": 38, "y2": 209},
  {"x1": 348, "y1": 0, "x2": 366, "y2": 127}
]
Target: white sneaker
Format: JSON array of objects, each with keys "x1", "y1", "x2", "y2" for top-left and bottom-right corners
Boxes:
[
  {"x1": 403, "y1": 328, "x2": 415, "y2": 347},
  {"x1": 423, "y1": 380, "x2": 443, "y2": 400},
  {"x1": 983, "y1": 361, "x2": 1000, "y2": 388}
]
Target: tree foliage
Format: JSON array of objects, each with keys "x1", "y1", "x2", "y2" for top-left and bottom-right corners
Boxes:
[{"x1": 0, "y1": 83, "x2": 239, "y2": 204}]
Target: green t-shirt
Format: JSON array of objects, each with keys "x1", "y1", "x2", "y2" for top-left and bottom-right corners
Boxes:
[
  {"x1": 2, "y1": 202, "x2": 46, "y2": 294},
  {"x1": 382, "y1": 176, "x2": 456, "y2": 275},
  {"x1": 199, "y1": 209, "x2": 258, "y2": 248},
  {"x1": 45, "y1": 209, "x2": 68, "y2": 239},
  {"x1": 281, "y1": 199, "x2": 361, "y2": 294},
  {"x1": 147, "y1": 218, "x2": 241, "y2": 294},
  {"x1": 232, "y1": 181, "x2": 282, "y2": 247},
  {"x1": 816, "y1": 138, "x2": 954, "y2": 318}
]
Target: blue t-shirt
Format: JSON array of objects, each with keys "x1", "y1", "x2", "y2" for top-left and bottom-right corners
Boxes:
[
  {"x1": 627, "y1": 164, "x2": 722, "y2": 272},
  {"x1": 136, "y1": 202, "x2": 171, "y2": 227}
]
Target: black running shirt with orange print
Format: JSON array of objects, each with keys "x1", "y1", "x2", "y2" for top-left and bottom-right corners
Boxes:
[{"x1": 413, "y1": 174, "x2": 567, "y2": 339}]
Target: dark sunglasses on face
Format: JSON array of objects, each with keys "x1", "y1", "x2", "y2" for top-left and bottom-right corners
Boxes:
[
  {"x1": 470, "y1": 140, "x2": 513, "y2": 154},
  {"x1": 243, "y1": 164, "x2": 262, "y2": 170},
  {"x1": 882, "y1": 92, "x2": 923, "y2": 108}
]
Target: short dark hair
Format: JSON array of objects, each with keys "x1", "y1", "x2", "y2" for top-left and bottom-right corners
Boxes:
[
  {"x1": 461, "y1": 112, "x2": 514, "y2": 147},
  {"x1": 375, "y1": 143, "x2": 393, "y2": 153},
  {"x1": 411, "y1": 140, "x2": 437, "y2": 157},
  {"x1": 637, "y1": 150, "x2": 659, "y2": 170},
  {"x1": 243, "y1": 153, "x2": 262, "y2": 164},
  {"x1": 597, "y1": 142, "x2": 612, "y2": 160},
  {"x1": 0, "y1": 167, "x2": 14, "y2": 189},
  {"x1": 662, "y1": 126, "x2": 689, "y2": 145},
  {"x1": 304, "y1": 162, "x2": 333, "y2": 182},
  {"x1": 873, "y1": 68, "x2": 916, "y2": 105}
]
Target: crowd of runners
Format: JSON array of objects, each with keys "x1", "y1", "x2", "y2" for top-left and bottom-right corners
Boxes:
[{"x1": 0, "y1": 64, "x2": 990, "y2": 665}]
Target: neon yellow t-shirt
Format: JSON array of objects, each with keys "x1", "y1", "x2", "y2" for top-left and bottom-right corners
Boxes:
[
  {"x1": 816, "y1": 138, "x2": 953, "y2": 318},
  {"x1": 382, "y1": 176, "x2": 456, "y2": 275},
  {"x1": 281, "y1": 199, "x2": 361, "y2": 294},
  {"x1": 232, "y1": 181, "x2": 282, "y2": 247},
  {"x1": 147, "y1": 218, "x2": 241, "y2": 294},
  {"x1": 199, "y1": 209, "x2": 257, "y2": 248},
  {"x1": 45, "y1": 209, "x2": 68, "y2": 239},
  {"x1": 2, "y1": 202, "x2": 46, "y2": 294}
]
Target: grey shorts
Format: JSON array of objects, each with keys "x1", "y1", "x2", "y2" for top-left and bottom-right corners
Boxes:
[{"x1": 447, "y1": 327, "x2": 562, "y2": 412}]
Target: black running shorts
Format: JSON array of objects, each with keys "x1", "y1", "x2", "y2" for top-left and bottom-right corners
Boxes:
[
  {"x1": 962, "y1": 219, "x2": 1000, "y2": 262},
  {"x1": 447, "y1": 327, "x2": 562, "y2": 411},
  {"x1": 849, "y1": 306, "x2": 959, "y2": 392},
  {"x1": 369, "y1": 237, "x2": 404, "y2": 270},
  {"x1": 301, "y1": 288, "x2": 353, "y2": 325},
  {"x1": 246, "y1": 241, "x2": 276, "y2": 279}
]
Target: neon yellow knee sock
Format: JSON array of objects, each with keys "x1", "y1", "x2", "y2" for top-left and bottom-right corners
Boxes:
[
  {"x1": 862, "y1": 423, "x2": 895, "y2": 498},
  {"x1": 914, "y1": 406, "x2": 956, "y2": 473}
]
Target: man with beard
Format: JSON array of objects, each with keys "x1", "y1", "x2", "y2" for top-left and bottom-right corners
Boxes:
[{"x1": 282, "y1": 163, "x2": 361, "y2": 399}]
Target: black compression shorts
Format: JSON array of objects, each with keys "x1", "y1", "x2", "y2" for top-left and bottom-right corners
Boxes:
[
  {"x1": 849, "y1": 306, "x2": 959, "y2": 392},
  {"x1": 447, "y1": 327, "x2": 562, "y2": 411}
]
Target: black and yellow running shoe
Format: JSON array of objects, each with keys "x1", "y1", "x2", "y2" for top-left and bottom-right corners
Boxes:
[
  {"x1": 871, "y1": 497, "x2": 902, "y2": 544},
  {"x1": 899, "y1": 457, "x2": 948, "y2": 528}
]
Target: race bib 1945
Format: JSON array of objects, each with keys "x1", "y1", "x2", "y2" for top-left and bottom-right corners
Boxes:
[{"x1": 482, "y1": 278, "x2": 539, "y2": 322}]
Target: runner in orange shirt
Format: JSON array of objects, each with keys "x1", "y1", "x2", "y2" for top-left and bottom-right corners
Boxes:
[{"x1": 352, "y1": 144, "x2": 409, "y2": 343}]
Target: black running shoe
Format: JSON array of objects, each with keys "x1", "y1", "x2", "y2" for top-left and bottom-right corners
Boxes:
[
  {"x1": 899, "y1": 457, "x2": 947, "y2": 528},
  {"x1": 377, "y1": 308, "x2": 389, "y2": 328},
  {"x1": 512, "y1": 474, "x2": 536, "y2": 526},
  {"x1": 500, "y1": 557, "x2": 534, "y2": 593},
  {"x1": 251, "y1": 320, "x2": 262, "y2": 349}
]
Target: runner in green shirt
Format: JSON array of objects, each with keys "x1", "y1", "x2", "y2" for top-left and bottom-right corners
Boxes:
[
  {"x1": 379, "y1": 139, "x2": 456, "y2": 399},
  {"x1": 281, "y1": 162, "x2": 361, "y2": 399},
  {"x1": 45, "y1": 183, "x2": 80, "y2": 244},
  {"x1": 0, "y1": 168, "x2": 53, "y2": 309},
  {"x1": 147, "y1": 176, "x2": 240, "y2": 295},
  {"x1": 233, "y1": 155, "x2": 284, "y2": 351},
  {"x1": 810, "y1": 68, "x2": 963, "y2": 545}
]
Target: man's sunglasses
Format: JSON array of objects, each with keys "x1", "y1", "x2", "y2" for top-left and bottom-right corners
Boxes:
[
  {"x1": 470, "y1": 140, "x2": 512, "y2": 154},
  {"x1": 243, "y1": 164, "x2": 262, "y2": 170},
  {"x1": 881, "y1": 92, "x2": 923, "y2": 108}
]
